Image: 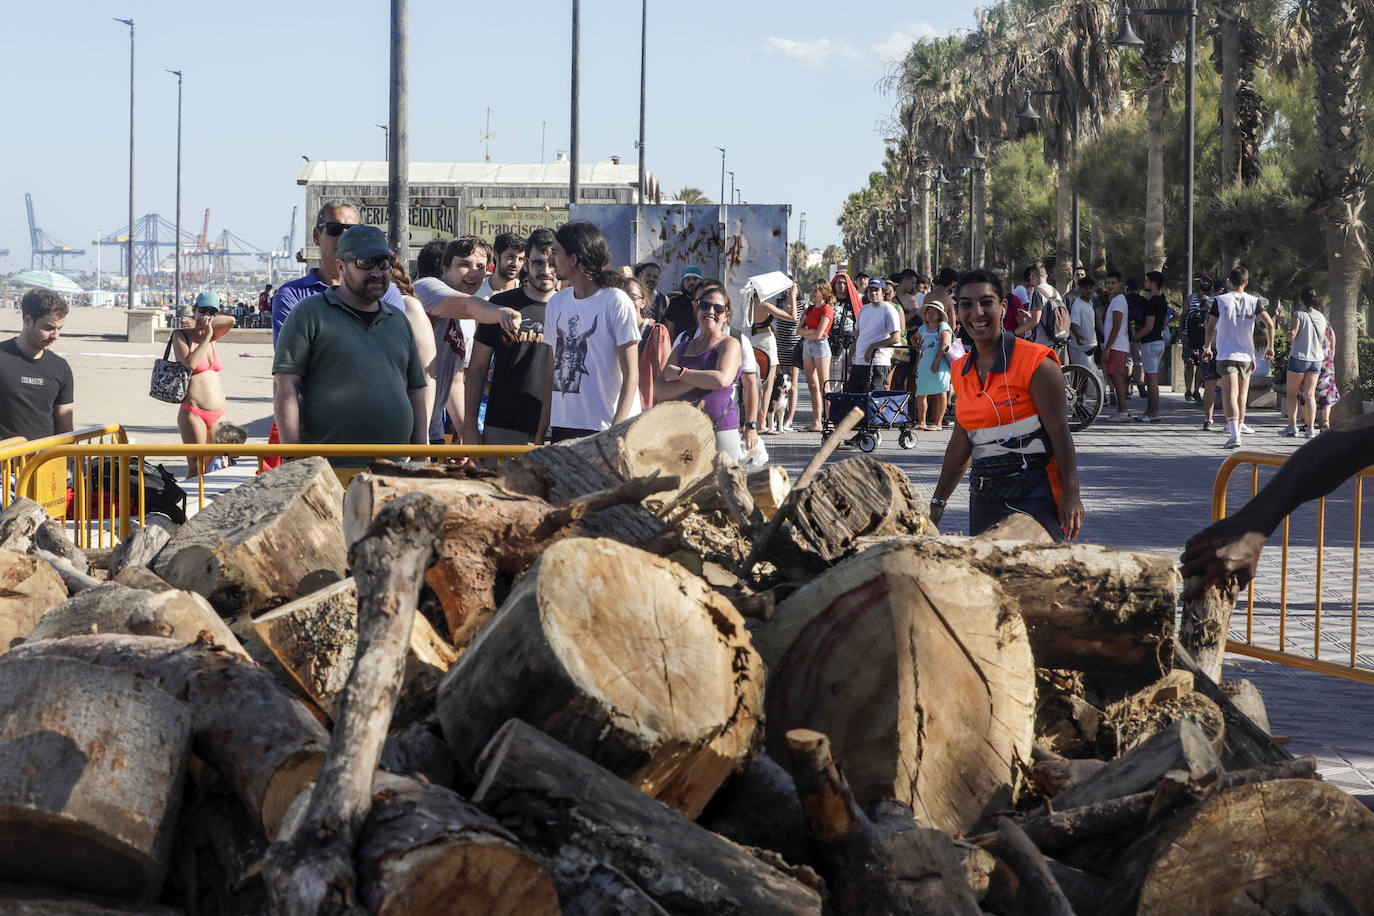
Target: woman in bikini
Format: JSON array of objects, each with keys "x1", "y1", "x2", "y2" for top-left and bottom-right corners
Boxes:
[{"x1": 173, "y1": 290, "x2": 236, "y2": 478}]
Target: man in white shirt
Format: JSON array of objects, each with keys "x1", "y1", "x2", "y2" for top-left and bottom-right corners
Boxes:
[
  {"x1": 1206, "y1": 265, "x2": 1275, "y2": 448},
  {"x1": 1101, "y1": 271, "x2": 1133, "y2": 421},
  {"x1": 1066, "y1": 275, "x2": 1099, "y2": 371},
  {"x1": 847, "y1": 278, "x2": 901, "y2": 393}
]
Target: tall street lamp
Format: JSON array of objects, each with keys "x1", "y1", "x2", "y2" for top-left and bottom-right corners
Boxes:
[
  {"x1": 167, "y1": 69, "x2": 182, "y2": 308},
  {"x1": 1017, "y1": 88, "x2": 1081, "y2": 275},
  {"x1": 637, "y1": 0, "x2": 648, "y2": 203},
  {"x1": 387, "y1": 0, "x2": 409, "y2": 265},
  {"x1": 114, "y1": 17, "x2": 134, "y2": 309},
  {"x1": 1113, "y1": 0, "x2": 1197, "y2": 302},
  {"x1": 569, "y1": 0, "x2": 581, "y2": 207},
  {"x1": 377, "y1": 124, "x2": 388, "y2": 161},
  {"x1": 968, "y1": 139, "x2": 986, "y2": 268},
  {"x1": 932, "y1": 167, "x2": 949, "y2": 271}
]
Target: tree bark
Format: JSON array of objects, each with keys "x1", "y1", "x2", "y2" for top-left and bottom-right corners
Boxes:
[
  {"x1": 1142, "y1": 39, "x2": 1170, "y2": 272},
  {"x1": 0, "y1": 497, "x2": 50, "y2": 553},
  {"x1": 263, "y1": 492, "x2": 446, "y2": 916},
  {"x1": 1172, "y1": 639, "x2": 1292, "y2": 769},
  {"x1": 1055, "y1": 157, "x2": 1074, "y2": 290},
  {"x1": 32, "y1": 548, "x2": 100, "y2": 595},
  {"x1": 438, "y1": 537, "x2": 765, "y2": 819},
  {"x1": 755, "y1": 537, "x2": 1035, "y2": 834},
  {"x1": 1178, "y1": 577, "x2": 1240, "y2": 683},
  {"x1": 0, "y1": 654, "x2": 191, "y2": 900},
  {"x1": 473, "y1": 718, "x2": 823, "y2": 915},
  {"x1": 153, "y1": 457, "x2": 349, "y2": 616},
  {"x1": 108, "y1": 515, "x2": 177, "y2": 578},
  {"x1": 992, "y1": 817, "x2": 1076, "y2": 916},
  {"x1": 0, "y1": 548, "x2": 66, "y2": 652},
  {"x1": 1053, "y1": 719, "x2": 1220, "y2": 811}
]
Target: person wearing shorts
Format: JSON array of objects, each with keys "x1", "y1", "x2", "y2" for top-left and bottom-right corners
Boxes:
[
  {"x1": 799, "y1": 281, "x2": 835, "y2": 431},
  {"x1": 1200, "y1": 346, "x2": 1221, "y2": 430},
  {"x1": 1206, "y1": 265, "x2": 1275, "y2": 449},
  {"x1": 1100, "y1": 272, "x2": 1133, "y2": 420}
]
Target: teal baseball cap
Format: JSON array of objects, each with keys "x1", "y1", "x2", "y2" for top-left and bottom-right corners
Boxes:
[
  {"x1": 194, "y1": 291, "x2": 220, "y2": 312},
  {"x1": 336, "y1": 224, "x2": 393, "y2": 260}
]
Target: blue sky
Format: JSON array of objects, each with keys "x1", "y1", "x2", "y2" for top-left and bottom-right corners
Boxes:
[{"x1": 1, "y1": 1, "x2": 972, "y2": 272}]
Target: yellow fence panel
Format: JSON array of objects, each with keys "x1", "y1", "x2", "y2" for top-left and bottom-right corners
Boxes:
[{"x1": 0, "y1": 426, "x2": 128, "y2": 520}]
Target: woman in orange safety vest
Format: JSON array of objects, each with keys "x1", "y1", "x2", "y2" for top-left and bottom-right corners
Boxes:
[{"x1": 927, "y1": 269, "x2": 1083, "y2": 541}]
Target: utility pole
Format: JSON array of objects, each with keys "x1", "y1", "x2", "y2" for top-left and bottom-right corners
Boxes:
[
  {"x1": 388, "y1": 0, "x2": 410, "y2": 264},
  {"x1": 377, "y1": 124, "x2": 388, "y2": 161},
  {"x1": 569, "y1": 0, "x2": 581, "y2": 208},
  {"x1": 638, "y1": 0, "x2": 648, "y2": 202},
  {"x1": 168, "y1": 69, "x2": 182, "y2": 308},
  {"x1": 115, "y1": 17, "x2": 134, "y2": 309},
  {"x1": 716, "y1": 147, "x2": 726, "y2": 207},
  {"x1": 481, "y1": 107, "x2": 494, "y2": 162}
]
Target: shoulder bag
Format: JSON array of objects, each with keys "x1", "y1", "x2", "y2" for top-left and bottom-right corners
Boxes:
[{"x1": 149, "y1": 330, "x2": 191, "y2": 404}]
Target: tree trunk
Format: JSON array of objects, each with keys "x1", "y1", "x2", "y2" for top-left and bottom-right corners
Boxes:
[
  {"x1": 6, "y1": 634, "x2": 330, "y2": 841},
  {"x1": 1055, "y1": 158, "x2": 1074, "y2": 290},
  {"x1": 252, "y1": 576, "x2": 457, "y2": 725},
  {"x1": 25, "y1": 582, "x2": 249, "y2": 661},
  {"x1": 1090, "y1": 210, "x2": 1108, "y2": 275},
  {"x1": 0, "y1": 497, "x2": 50, "y2": 553},
  {"x1": 153, "y1": 457, "x2": 348, "y2": 617},
  {"x1": 0, "y1": 654, "x2": 191, "y2": 900},
  {"x1": 473, "y1": 718, "x2": 824, "y2": 915},
  {"x1": 1130, "y1": 780, "x2": 1374, "y2": 915},
  {"x1": 755, "y1": 537, "x2": 1035, "y2": 834},
  {"x1": 1219, "y1": 0, "x2": 1243, "y2": 192},
  {"x1": 0, "y1": 549, "x2": 66, "y2": 653},
  {"x1": 108, "y1": 514, "x2": 177, "y2": 579},
  {"x1": 1143, "y1": 39, "x2": 1170, "y2": 273},
  {"x1": 919, "y1": 178, "x2": 932, "y2": 276},
  {"x1": 1178, "y1": 578, "x2": 1241, "y2": 683},
  {"x1": 439, "y1": 537, "x2": 764, "y2": 819}
]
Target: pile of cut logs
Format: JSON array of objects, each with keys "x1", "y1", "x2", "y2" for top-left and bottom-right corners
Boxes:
[{"x1": 0, "y1": 400, "x2": 1370, "y2": 915}]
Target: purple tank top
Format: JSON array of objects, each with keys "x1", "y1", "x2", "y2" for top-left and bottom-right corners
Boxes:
[{"x1": 681, "y1": 338, "x2": 740, "y2": 431}]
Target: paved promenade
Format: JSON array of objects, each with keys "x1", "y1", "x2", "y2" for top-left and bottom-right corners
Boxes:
[{"x1": 765, "y1": 385, "x2": 1374, "y2": 800}]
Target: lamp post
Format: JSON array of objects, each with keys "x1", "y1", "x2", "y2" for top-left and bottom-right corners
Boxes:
[
  {"x1": 569, "y1": 0, "x2": 581, "y2": 207},
  {"x1": 377, "y1": 124, "x2": 388, "y2": 161},
  {"x1": 167, "y1": 69, "x2": 182, "y2": 309},
  {"x1": 932, "y1": 167, "x2": 949, "y2": 271},
  {"x1": 637, "y1": 0, "x2": 647, "y2": 202},
  {"x1": 114, "y1": 17, "x2": 134, "y2": 309},
  {"x1": 1113, "y1": 0, "x2": 1197, "y2": 304},
  {"x1": 727, "y1": 170, "x2": 735, "y2": 204},
  {"x1": 387, "y1": 0, "x2": 409, "y2": 265},
  {"x1": 968, "y1": 139, "x2": 986, "y2": 268}
]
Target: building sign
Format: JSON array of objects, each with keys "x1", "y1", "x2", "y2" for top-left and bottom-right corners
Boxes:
[
  {"x1": 359, "y1": 203, "x2": 460, "y2": 246},
  {"x1": 466, "y1": 208, "x2": 568, "y2": 241}
]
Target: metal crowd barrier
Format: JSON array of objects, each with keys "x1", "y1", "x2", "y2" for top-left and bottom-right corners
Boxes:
[
  {"x1": 0, "y1": 425, "x2": 129, "y2": 517},
  {"x1": 1214, "y1": 449, "x2": 1373, "y2": 684},
  {"x1": 14, "y1": 442, "x2": 536, "y2": 549}
]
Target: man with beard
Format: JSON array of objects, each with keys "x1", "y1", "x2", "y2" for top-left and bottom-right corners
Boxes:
[
  {"x1": 488, "y1": 233, "x2": 526, "y2": 294},
  {"x1": 272, "y1": 225, "x2": 427, "y2": 456},
  {"x1": 663, "y1": 265, "x2": 704, "y2": 341},
  {"x1": 463, "y1": 228, "x2": 556, "y2": 446}
]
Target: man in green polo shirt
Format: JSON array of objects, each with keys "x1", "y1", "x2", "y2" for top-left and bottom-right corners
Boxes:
[{"x1": 273, "y1": 225, "x2": 427, "y2": 457}]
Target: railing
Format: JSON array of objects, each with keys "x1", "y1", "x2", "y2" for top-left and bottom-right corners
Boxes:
[
  {"x1": 1214, "y1": 449, "x2": 1373, "y2": 684},
  {"x1": 15, "y1": 442, "x2": 536, "y2": 549},
  {"x1": 0, "y1": 425, "x2": 129, "y2": 516}
]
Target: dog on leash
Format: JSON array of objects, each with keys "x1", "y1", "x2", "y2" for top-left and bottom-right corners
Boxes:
[{"x1": 767, "y1": 374, "x2": 792, "y2": 432}]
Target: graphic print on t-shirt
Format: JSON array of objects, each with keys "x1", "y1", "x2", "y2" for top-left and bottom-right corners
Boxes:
[
  {"x1": 553, "y1": 314, "x2": 599, "y2": 394},
  {"x1": 505, "y1": 322, "x2": 545, "y2": 347},
  {"x1": 442, "y1": 320, "x2": 466, "y2": 359}
]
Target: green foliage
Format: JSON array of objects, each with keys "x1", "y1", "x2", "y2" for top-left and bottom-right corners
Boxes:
[
  {"x1": 676, "y1": 187, "x2": 711, "y2": 205},
  {"x1": 1362, "y1": 337, "x2": 1374, "y2": 401},
  {"x1": 986, "y1": 138, "x2": 1057, "y2": 267}
]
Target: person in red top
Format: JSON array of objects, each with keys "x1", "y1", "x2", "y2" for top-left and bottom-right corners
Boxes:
[
  {"x1": 928, "y1": 269, "x2": 1083, "y2": 541},
  {"x1": 799, "y1": 279, "x2": 836, "y2": 431}
]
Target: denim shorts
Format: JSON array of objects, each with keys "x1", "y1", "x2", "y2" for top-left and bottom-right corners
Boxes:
[
  {"x1": 1287, "y1": 356, "x2": 1321, "y2": 375},
  {"x1": 802, "y1": 338, "x2": 831, "y2": 361},
  {"x1": 1140, "y1": 339, "x2": 1167, "y2": 373}
]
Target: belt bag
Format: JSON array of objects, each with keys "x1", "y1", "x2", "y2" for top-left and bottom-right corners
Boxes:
[
  {"x1": 971, "y1": 452, "x2": 1051, "y2": 503},
  {"x1": 149, "y1": 331, "x2": 191, "y2": 404}
]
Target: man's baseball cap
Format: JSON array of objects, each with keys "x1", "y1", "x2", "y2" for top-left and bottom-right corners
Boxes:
[
  {"x1": 681, "y1": 266, "x2": 704, "y2": 280},
  {"x1": 868, "y1": 277, "x2": 886, "y2": 289},
  {"x1": 194, "y1": 291, "x2": 220, "y2": 312},
  {"x1": 337, "y1": 225, "x2": 393, "y2": 260}
]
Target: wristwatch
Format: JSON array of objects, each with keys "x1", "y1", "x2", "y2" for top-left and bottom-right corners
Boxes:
[
  {"x1": 929, "y1": 496, "x2": 947, "y2": 507},
  {"x1": 745, "y1": 421, "x2": 758, "y2": 430}
]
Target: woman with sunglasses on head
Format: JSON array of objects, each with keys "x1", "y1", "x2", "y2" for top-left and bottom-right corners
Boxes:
[
  {"x1": 173, "y1": 290, "x2": 236, "y2": 478},
  {"x1": 927, "y1": 269, "x2": 1082, "y2": 541},
  {"x1": 798, "y1": 279, "x2": 836, "y2": 431},
  {"x1": 658, "y1": 286, "x2": 743, "y2": 462}
]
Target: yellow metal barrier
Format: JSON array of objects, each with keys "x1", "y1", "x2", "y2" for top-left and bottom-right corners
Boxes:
[
  {"x1": 0, "y1": 425, "x2": 129, "y2": 517},
  {"x1": 1213, "y1": 449, "x2": 1374, "y2": 684},
  {"x1": 16, "y1": 442, "x2": 536, "y2": 549}
]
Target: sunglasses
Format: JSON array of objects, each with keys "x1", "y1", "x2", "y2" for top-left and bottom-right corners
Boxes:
[
  {"x1": 344, "y1": 256, "x2": 394, "y2": 272},
  {"x1": 696, "y1": 302, "x2": 728, "y2": 314},
  {"x1": 317, "y1": 221, "x2": 353, "y2": 236},
  {"x1": 196, "y1": 307, "x2": 218, "y2": 315}
]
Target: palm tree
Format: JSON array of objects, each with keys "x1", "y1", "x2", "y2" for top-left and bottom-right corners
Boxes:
[
  {"x1": 675, "y1": 187, "x2": 711, "y2": 205},
  {"x1": 1136, "y1": 0, "x2": 1189, "y2": 273},
  {"x1": 1309, "y1": 0, "x2": 1367, "y2": 418},
  {"x1": 1214, "y1": 0, "x2": 1274, "y2": 270}
]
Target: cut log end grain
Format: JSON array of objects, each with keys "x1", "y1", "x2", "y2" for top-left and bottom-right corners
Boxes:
[
  {"x1": 440, "y1": 537, "x2": 764, "y2": 820},
  {"x1": 25, "y1": 584, "x2": 249, "y2": 661},
  {"x1": 0, "y1": 549, "x2": 65, "y2": 653}
]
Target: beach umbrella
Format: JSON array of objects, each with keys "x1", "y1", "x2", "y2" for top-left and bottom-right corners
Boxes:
[{"x1": 9, "y1": 270, "x2": 84, "y2": 294}]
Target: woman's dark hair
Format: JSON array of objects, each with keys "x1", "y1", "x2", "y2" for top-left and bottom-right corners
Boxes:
[
  {"x1": 696, "y1": 283, "x2": 731, "y2": 312},
  {"x1": 554, "y1": 221, "x2": 614, "y2": 286},
  {"x1": 935, "y1": 267, "x2": 961, "y2": 287},
  {"x1": 1300, "y1": 286, "x2": 1321, "y2": 309},
  {"x1": 953, "y1": 268, "x2": 1006, "y2": 301}
]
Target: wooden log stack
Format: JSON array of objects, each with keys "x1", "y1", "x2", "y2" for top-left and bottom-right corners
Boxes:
[{"x1": 0, "y1": 403, "x2": 1369, "y2": 914}]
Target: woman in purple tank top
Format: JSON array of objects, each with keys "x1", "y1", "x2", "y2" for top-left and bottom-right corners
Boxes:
[{"x1": 658, "y1": 285, "x2": 743, "y2": 462}]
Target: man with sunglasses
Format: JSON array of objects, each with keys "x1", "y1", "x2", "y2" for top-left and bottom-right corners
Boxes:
[{"x1": 273, "y1": 225, "x2": 427, "y2": 460}]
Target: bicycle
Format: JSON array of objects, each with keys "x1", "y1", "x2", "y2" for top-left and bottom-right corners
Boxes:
[{"x1": 1054, "y1": 342, "x2": 1103, "y2": 432}]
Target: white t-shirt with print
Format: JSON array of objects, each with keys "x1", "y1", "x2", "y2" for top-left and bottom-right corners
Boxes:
[
  {"x1": 1104, "y1": 294, "x2": 1130, "y2": 353},
  {"x1": 853, "y1": 302, "x2": 901, "y2": 366},
  {"x1": 1213, "y1": 291, "x2": 1259, "y2": 363},
  {"x1": 547, "y1": 285, "x2": 643, "y2": 430}
]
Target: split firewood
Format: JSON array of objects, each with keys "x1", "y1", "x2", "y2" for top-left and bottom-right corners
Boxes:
[
  {"x1": 1031, "y1": 758, "x2": 1108, "y2": 797},
  {"x1": 1172, "y1": 640, "x2": 1291, "y2": 769},
  {"x1": 108, "y1": 514, "x2": 178, "y2": 578},
  {"x1": 1096, "y1": 687, "x2": 1226, "y2": 760},
  {"x1": 343, "y1": 471, "x2": 676, "y2": 648},
  {"x1": 0, "y1": 548, "x2": 66, "y2": 651},
  {"x1": 32, "y1": 547, "x2": 100, "y2": 594},
  {"x1": 699, "y1": 465, "x2": 791, "y2": 520},
  {"x1": 1053, "y1": 719, "x2": 1220, "y2": 811},
  {"x1": 474, "y1": 718, "x2": 823, "y2": 915},
  {"x1": 263, "y1": 492, "x2": 446, "y2": 916},
  {"x1": 1220, "y1": 678, "x2": 1272, "y2": 735},
  {"x1": 25, "y1": 582, "x2": 249, "y2": 660},
  {"x1": 755, "y1": 537, "x2": 1034, "y2": 834},
  {"x1": 888, "y1": 536, "x2": 1179, "y2": 681},
  {"x1": 7, "y1": 634, "x2": 330, "y2": 840},
  {"x1": 1036, "y1": 692, "x2": 1105, "y2": 758},
  {"x1": 154, "y1": 457, "x2": 348, "y2": 616},
  {"x1": 785, "y1": 728, "x2": 981, "y2": 915},
  {"x1": 1178, "y1": 576, "x2": 1241, "y2": 684},
  {"x1": 0, "y1": 653, "x2": 191, "y2": 900},
  {"x1": 991, "y1": 817, "x2": 1076, "y2": 916},
  {"x1": 252, "y1": 577, "x2": 457, "y2": 724},
  {"x1": 112, "y1": 565, "x2": 174, "y2": 591},
  {"x1": 437, "y1": 537, "x2": 764, "y2": 819},
  {"x1": 0, "y1": 497, "x2": 50, "y2": 552},
  {"x1": 1124, "y1": 778, "x2": 1374, "y2": 915}
]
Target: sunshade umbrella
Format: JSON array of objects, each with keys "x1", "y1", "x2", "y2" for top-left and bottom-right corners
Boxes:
[
  {"x1": 9, "y1": 270, "x2": 84, "y2": 294},
  {"x1": 739, "y1": 270, "x2": 794, "y2": 303}
]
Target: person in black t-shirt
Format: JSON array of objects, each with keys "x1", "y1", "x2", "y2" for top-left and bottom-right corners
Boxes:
[
  {"x1": 1132, "y1": 270, "x2": 1170, "y2": 422},
  {"x1": 663, "y1": 266, "x2": 705, "y2": 342},
  {"x1": 463, "y1": 229, "x2": 557, "y2": 446},
  {"x1": 0, "y1": 289, "x2": 74, "y2": 441}
]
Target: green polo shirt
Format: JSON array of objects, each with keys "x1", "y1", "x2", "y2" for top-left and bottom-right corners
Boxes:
[{"x1": 273, "y1": 287, "x2": 426, "y2": 448}]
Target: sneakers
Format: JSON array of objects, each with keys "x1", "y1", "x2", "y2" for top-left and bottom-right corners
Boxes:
[
  {"x1": 780, "y1": 422, "x2": 794, "y2": 433},
  {"x1": 1106, "y1": 411, "x2": 1134, "y2": 422},
  {"x1": 1240, "y1": 423, "x2": 1255, "y2": 434},
  {"x1": 1279, "y1": 426, "x2": 1298, "y2": 437},
  {"x1": 1224, "y1": 433, "x2": 1240, "y2": 449},
  {"x1": 1202, "y1": 420, "x2": 1214, "y2": 431},
  {"x1": 1133, "y1": 414, "x2": 1163, "y2": 423},
  {"x1": 1303, "y1": 428, "x2": 1316, "y2": 439}
]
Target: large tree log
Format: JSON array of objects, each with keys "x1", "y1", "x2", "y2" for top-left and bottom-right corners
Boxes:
[
  {"x1": 25, "y1": 583, "x2": 249, "y2": 660},
  {"x1": 33, "y1": 548, "x2": 100, "y2": 595},
  {"x1": 263, "y1": 492, "x2": 446, "y2": 916},
  {"x1": 764, "y1": 457, "x2": 932, "y2": 579},
  {"x1": 0, "y1": 549, "x2": 65, "y2": 652},
  {"x1": 474, "y1": 718, "x2": 823, "y2": 915},
  {"x1": 153, "y1": 457, "x2": 348, "y2": 616},
  {"x1": 506, "y1": 401, "x2": 717, "y2": 543},
  {"x1": 891, "y1": 536, "x2": 1179, "y2": 681},
  {"x1": 108, "y1": 514, "x2": 177, "y2": 578},
  {"x1": 1128, "y1": 779, "x2": 1374, "y2": 915},
  {"x1": 438, "y1": 537, "x2": 765, "y2": 819},
  {"x1": 0, "y1": 654, "x2": 191, "y2": 900},
  {"x1": 0, "y1": 497, "x2": 50, "y2": 552},
  {"x1": 754, "y1": 537, "x2": 1035, "y2": 833},
  {"x1": 1054, "y1": 719, "x2": 1220, "y2": 811},
  {"x1": 7, "y1": 635, "x2": 329, "y2": 840},
  {"x1": 252, "y1": 577, "x2": 456, "y2": 724},
  {"x1": 343, "y1": 471, "x2": 675, "y2": 647},
  {"x1": 1172, "y1": 640, "x2": 1291, "y2": 769},
  {"x1": 1178, "y1": 577, "x2": 1241, "y2": 683}
]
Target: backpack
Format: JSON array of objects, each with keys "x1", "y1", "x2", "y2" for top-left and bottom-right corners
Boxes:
[
  {"x1": 97, "y1": 461, "x2": 188, "y2": 525},
  {"x1": 1034, "y1": 287, "x2": 1072, "y2": 345},
  {"x1": 829, "y1": 299, "x2": 857, "y2": 350}
]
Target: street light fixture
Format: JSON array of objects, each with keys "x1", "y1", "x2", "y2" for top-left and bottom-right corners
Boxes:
[
  {"x1": 377, "y1": 123, "x2": 388, "y2": 161},
  {"x1": 167, "y1": 69, "x2": 182, "y2": 308},
  {"x1": 114, "y1": 17, "x2": 134, "y2": 309}
]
